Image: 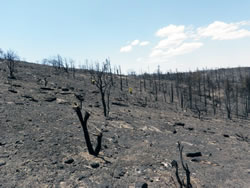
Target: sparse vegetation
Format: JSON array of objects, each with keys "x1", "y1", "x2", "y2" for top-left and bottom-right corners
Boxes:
[
  {"x1": 42, "y1": 54, "x2": 76, "y2": 78},
  {"x1": 2, "y1": 49, "x2": 19, "y2": 79}
]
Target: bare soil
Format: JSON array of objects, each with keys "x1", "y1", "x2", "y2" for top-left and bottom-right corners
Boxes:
[{"x1": 0, "y1": 62, "x2": 249, "y2": 187}]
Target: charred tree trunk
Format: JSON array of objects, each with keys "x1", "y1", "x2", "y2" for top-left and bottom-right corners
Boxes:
[
  {"x1": 235, "y1": 85, "x2": 239, "y2": 118},
  {"x1": 154, "y1": 80, "x2": 158, "y2": 101},
  {"x1": 73, "y1": 106, "x2": 102, "y2": 156},
  {"x1": 188, "y1": 82, "x2": 192, "y2": 109},
  {"x1": 119, "y1": 66, "x2": 123, "y2": 91},
  {"x1": 171, "y1": 82, "x2": 174, "y2": 103},
  {"x1": 140, "y1": 79, "x2": 142, "y2": 93},
  {"x1": 203, "y1": 75, "x2": 207, "y2": 114},
  {"x1": 101, "y1": 89, "x2": 107, "y2": 117},
  {"x1": 143, "y1": 74, "x2": 146, "y2": 91},
  {"x1": 212, "y1": 84, "x2": 216, "y2": 115}
]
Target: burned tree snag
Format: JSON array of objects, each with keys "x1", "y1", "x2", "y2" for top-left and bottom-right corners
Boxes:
[
  {"x1": 171, "y1": 160, "x2": 183, "y2": 188},
  {"x1": 171, "y1": 82, "x2": 174, "y2": 103},
  {"x1": 90, "y1": 60, "x2": 113, "y2": 117},
  {"x1": 178, "y1": 142, "x2": 192, "y2": 188},
  {"x1": 172, "y1": 142, "x2": 192, "y2": 188},
  {"x1": 73, "y1": 106, "x2": 102, "y2": 156}
]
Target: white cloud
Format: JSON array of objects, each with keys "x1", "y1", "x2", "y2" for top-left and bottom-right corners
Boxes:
[
  {"x1": 151, "y1": 24, "x2": 199, "y2": 59},
  {"x1": 131, "y1": 40, "x2": 140, "y2": 46},
  {"x1": 120, "y1": 39, "x2": 149, "y2": 53},
  {"x1": 156, "y1": 25, "x2": 185, "y2": 37},
  {"x1": 166, "y1": 42, "x2": 203, "y2": 57},
  {"x1": 122, "y1": 20, "x2": 250, "y2": 60},
  {"x1": 136, "y1": 57, "x2": 143, "y2": 62},
  {"x1": 155, "y1": 33, "x2": 187, "y2": 49},
  {"x1": 139, "y1": 41, "x2": 150, "y2": 46},
  {"x1": 151, "y1": 21, "x2": 250, "y2": 59},
  {"x1": 150, "y1": 49, "x2": 164, "y2": 57},
  {"x1": 150, "y1": 42, "x2": 203, "y2": 58},
  {"x1": 197, "y1": 21, "x2": 250, "y2": 40},
  {"x1": 120, "y1": 45, "x2": 132, "y2": 52}
]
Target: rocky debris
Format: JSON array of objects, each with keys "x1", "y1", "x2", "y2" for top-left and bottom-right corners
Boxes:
[
  {"x1": 174, "y1": 122, "x2": 185, "y2": 127},
  {"x1": 15, "y1": 140, "x2": 23, "y2": 144},
  {"x1": 235, "y1": 133, "x2": 249, "y2": 142},
  {"x1": 40, "y1": 87, "x2": 54, "y2": 91},
  {"x1": 61, "y1": 87, "x2": 69, "y2": 91},
  {"x1": 135, "y1": 182, "x2": 148, "y2": 188},
  {"x1": 94, "y1": 102, "x2": 100, "y2": 108},
  {"x1": 90, "y1": 162, "x2": 100, "y2": 168},
  {"x1": 12, "y1": 84, "x2": 21, "y2": 87},
  {"x1": 186, "y1": 152, "x2": 202, "y2": 157},
  {"x1": 0, "y1": 160, "x2": 6, "y2": 167},
  {"x1": 22, "y1": 95, "x2": 33, "y2": 99},
  {"x1": 22, "y1": 95, "x2": 38, "y2": 102},
  {"x1": 133, "y1": 101, "x2": 147, "y2": 107},
  {"x1": 165, "y1": 124, "x2": 177, "y2": 133},
  {"x1": 56, "y1": 98, "x2": 69, "y2": 105},
  {"x1": 30, "y1": 97, "x2": 38, "y2": 102},
  {"x1": 191, "y1": 158, "x2": 202, "y2": 163},
  {"x1": 98, "y1": 182, "x2": 111, "y2": 188},
  {"x1": 44, "y1": 96, "x2": 57, "y2": 102},
  {"x1": 111, "y1": 102, "x2": 129, "y2": 107},
  {"x1": 78, "y1": 175, "x2": 86, "y2": 181},
  {"x1": 60, "y1": 92, "x2": 72, "y2": 95},
  {"x1": 203, "y1": 129, "x2": 215, "y2": 134},
  {"x1": 15, "y1": 102, "x2": 24, "y2": 105},
  {"x1": 8, "y1": 89, "x2": 17, "y2": 93},
  {"x1": 113, "y1": 167, "x2": 126, "y2": 179},
  {"x1": 37, "y1": 138, "x2": 44, "y2": 142},
  {"x1": 223, "y1": 134, "x2": 230, "y2": 138},
  {"x1": 0, "y1": 142, "x2": 6, "y2": 146},
  {"x1": 191, "y1": 159, "x2": 219, "y2": 166},
  {"x1": 64, "y1": 158, "x2": 74, "y2": 164},
  {"x1": 92, "y1": 90, "x2": 99, "y2": 94},
  {"x1": 51, "y1": 161, "x2": 57, "y2": 165}
]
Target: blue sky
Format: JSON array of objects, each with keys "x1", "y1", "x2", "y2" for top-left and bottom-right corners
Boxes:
[{"x1": 1, "y1": 0, "x2": 250, "y2": 73}]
